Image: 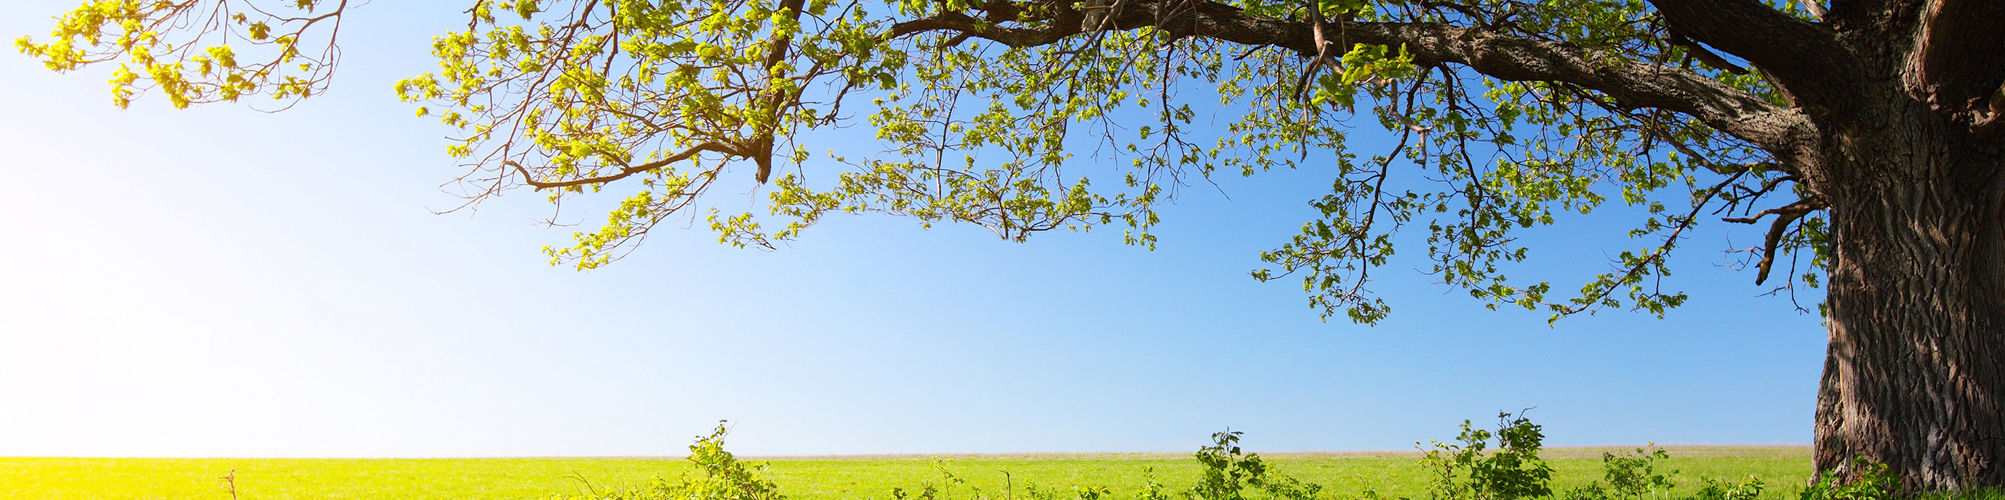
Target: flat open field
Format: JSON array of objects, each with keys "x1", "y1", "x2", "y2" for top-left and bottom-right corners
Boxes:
[{"x1": 0, "y1": 446, "x2": 1811, "y2": 500}]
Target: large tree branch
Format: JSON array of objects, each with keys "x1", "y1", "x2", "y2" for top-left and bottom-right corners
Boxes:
[
  {"x1": 891, "y1": 1, "x2": 1816, "y2": 158},
  {"x1": 1648, "y1": 0, "x2": 1866, "y2": 122},
  {"x1": 1910, "y1": 0, "x2": 2005, "y2": 118}
]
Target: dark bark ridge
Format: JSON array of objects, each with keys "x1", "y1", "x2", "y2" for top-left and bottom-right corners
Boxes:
[{"x1": 889, "y1": 0, "x2": 2005, "y2": 490}]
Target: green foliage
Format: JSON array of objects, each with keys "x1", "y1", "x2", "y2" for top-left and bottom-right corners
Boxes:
[
  {"x1": 1405, "y1": 414, "x2": 1768, "y2": 500},
  {"x1": 562, "y1": 421, "x2": 787, "y2": 500},
  {"x1": 1419, "y1": 412, "x2": 1554, "y2": 500},
  {"x1": 1797, "y1": 457, "x2": 1900, "y2": 500},
  {"x1": 1560, "y1": 447, "x2": 1764, "y2": 500},
  {"x1": 1016, "y1": 480, "x2": 1119, "y2": 500},
  {"x1": 1181, "y1": 429, "x2": 1327, "y2": 500},
  {"x1": 1561, "y1": 448, "x2": 1671, "y2": 500},
  {"x1": 24, "y1": 0, "x2": 1834, "y2": 323},
  {"x1": 1260, "y1": 473, "x2": 1329, "y2": 500},
  {"x1": 1191, "y1": 430, "x2": 1272, "y2": 500},
  {"x1": 885, "y1": 460, "x2": 991, "y2": 500},
  {"x1": 1600, "y1": 448, "x2": 1676, "y2": 500},
  {"x1": 865, "y1": 428, "x2": 1333, "y2": 500},
  {"x1": 17, "y1": 0, "x2": 341, "y2": 109},
  {"x1": 1691, "y1": 476, "x2": 1765, "y2": 500}
]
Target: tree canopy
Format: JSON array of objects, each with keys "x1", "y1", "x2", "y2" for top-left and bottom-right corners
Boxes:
[
  {"x1": 36, "y1": 0, "x2": 2005, "y2": 489},
  {"x1": 17, "y1": 0, "x2": 1828, "y2": 325}
]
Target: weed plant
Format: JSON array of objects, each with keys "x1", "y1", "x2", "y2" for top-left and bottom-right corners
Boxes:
[{"x1": 1793, "y1": 457, "x2": 1898, "y2": 500}]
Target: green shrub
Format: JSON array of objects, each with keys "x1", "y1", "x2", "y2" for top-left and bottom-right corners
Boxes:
[
  {"x1": 1692, "y1": 476, "x2": 1763, "y2": 500},
  {"x1": 557, "y1": 421, "x2": 784, "y2": 500},
  {"x1": 1420, "y1": 412, "x2": 1555, "y2": 500},
  {"x1": 1798, "y1": 457, "x2": 1900, "y2": 500},
  {"x1": 1599, "y1": 448, "x2": 1676, "y2": 500},
  {"x1": 1184, "y1": 429, "x2": 1326, "y2": 500},
  {"x1": 1139, "y1": 466, "x2": 1177, "y2": 500},
  {"x1": 1190, "y1": 430, "x2": 1271, "y2": 500},
  {"x1": 1560, "y1": 446, "x2": 1762, "y2": 500}
]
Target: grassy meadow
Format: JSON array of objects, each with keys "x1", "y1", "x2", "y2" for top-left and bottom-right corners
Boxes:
[{"x1": 1, "y1": 447, "x2": 1810, "y2": 500}]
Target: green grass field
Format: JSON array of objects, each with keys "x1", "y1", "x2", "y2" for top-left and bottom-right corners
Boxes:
[{"x1": 0, "y1": 447, "x2": 1811, "y2": 500}]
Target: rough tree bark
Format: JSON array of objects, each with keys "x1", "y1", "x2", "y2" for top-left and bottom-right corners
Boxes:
[
  {"x1": 1813, "y1": 92, "x2": 2005, "y2": 490},
  {"x1": 1808, "y1": 83, "x2": 2005, "y2": 492},
  {"x1": 1750, "y1": 0, "x2": 2005, "y2": 491}
]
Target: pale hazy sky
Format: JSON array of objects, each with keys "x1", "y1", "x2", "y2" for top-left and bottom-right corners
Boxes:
[{"x1": 0, "y1": 1, "x2": 1823, "y2": 458}]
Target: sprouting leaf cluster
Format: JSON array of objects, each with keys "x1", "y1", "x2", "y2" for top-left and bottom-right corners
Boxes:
[
  {"x1": 1241, "y1": 1, "x2": 1825, "y2": 322},
  {"x1": 19, "y1": 0, "x2": 344, "y2": 109}
]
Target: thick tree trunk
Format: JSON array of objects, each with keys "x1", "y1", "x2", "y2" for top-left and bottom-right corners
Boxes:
[{"x1": 1811, "y1": 98, "x2": 2005, "y2": 490}]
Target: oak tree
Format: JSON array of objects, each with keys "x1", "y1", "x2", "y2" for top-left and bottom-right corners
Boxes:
[{"x1": 21, "y1": 0, "x2": 2005, "y2": 490}]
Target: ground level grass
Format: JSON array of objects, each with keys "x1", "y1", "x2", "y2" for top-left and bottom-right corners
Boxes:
[{"x1": 0, "y1": 446, "x2": 1810, "y2": 500}]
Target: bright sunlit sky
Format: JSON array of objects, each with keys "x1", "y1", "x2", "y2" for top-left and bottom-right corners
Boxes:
[{"x1": 0, "y1": 1, "x2": 1825, "y2": 458}]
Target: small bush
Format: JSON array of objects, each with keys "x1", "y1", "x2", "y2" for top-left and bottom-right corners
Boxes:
[
  {"x1": 1138, "y1": 466, "x2": 1177, "y2": 500},
  {"x1": 557, "y1": 421, "x2": 784, "y2": 500},
  {"x1": 1185, "y1": 428, "x2": 1326, "y2": 500},
  {"x1": 1602, "y1": 448, "x2": 1675, "y2": 500},
  {"x1": 1560, "y1": 446, "x2": 1762, "y2": 500},
  {"x1": 1420, "y1": 411, "x2": 1555, "y2": 500},
  {"x1": 1692, "y1": 477, "x2": 1763, "y2": 500},
  {"x1": 1799, "y1": 457, "x2": 1900, "y2": 500},
  {"x1": 1190, "y1": 429, "x2": 1271, "y2": 500}
]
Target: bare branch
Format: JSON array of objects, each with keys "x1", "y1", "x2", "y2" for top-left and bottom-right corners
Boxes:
[
  {"x1": 1721, "y1": 197, "x2": 1827, "y2": 285},
  {"x1": 1799, "y1": 0, "x2": 1826, "y2": 21},
  {"x1": 1553, "y1": 169, "x2": 1746, "y2": 317},
  {"x1": 508, "y1": 142, "x2": 744, "y2": 190}
]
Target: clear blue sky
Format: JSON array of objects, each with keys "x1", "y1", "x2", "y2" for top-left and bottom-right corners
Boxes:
[{"x1": 0, "y1": 1, "x2": 1824, "y2": 458}]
